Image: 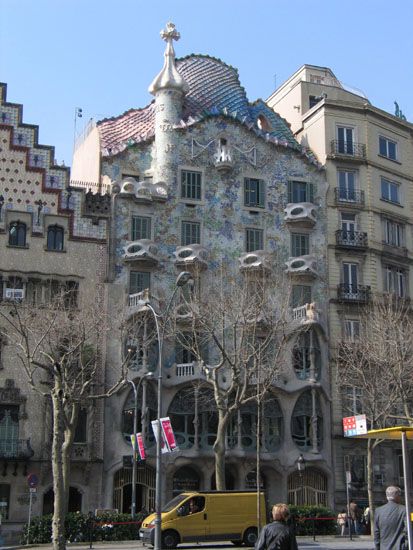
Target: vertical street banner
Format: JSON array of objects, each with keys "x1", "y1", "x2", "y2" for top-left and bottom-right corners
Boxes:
[
  {"x1": 160, "y1": 417, "x2": 178, "y2": 452},
  {"x1": 136, "y1": 432, "x2": 146, "y2": 460},
  {"x1": 130, "y1": 434, "x2": 137, "y2": 451},
  {"x1": 342, "y1": 414, "x2": 367, "y2": 437},
  {"x1": 151, "y1": 417, "x2": 179, "y2": 453},
  {"x1": 151, "y1": 420, "x2": 169, "y2": 454}
]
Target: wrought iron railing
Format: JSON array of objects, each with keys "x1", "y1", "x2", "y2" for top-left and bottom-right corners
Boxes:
[
  {"x1": 0, "y1": 438, "x2": 34, "y2": 459},
  {"x1": 330, "y1": 140, "x2": 366, "y2": 159},
  {"x1": 335, "y1": 230, "x2": 368, "y2": 248},
  {"x1": 337, "y1": 284, "x2": 371, "y2": 303},
  {"x1": 334, "y1": 188, "x2": 365, "y2": 206}
]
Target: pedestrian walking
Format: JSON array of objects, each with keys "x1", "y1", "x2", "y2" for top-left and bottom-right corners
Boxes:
[
  {"x1": 337, "y1": 508, "x2": 348, "y2": 536},
  {"x1": 374, "y1": 486, "x2": 407, "y2": 550},
  {"x1": 349, "y1": 499, "x2": 363, "y2": 534},
  {"x1": 255, "y1": 503, "x2": 298, "y2": 550}
]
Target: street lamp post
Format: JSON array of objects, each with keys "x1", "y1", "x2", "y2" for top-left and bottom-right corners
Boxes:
[
  {"x1": 128, "y1": 372, "x2": 153, "y2": 519},
  {"x1": 139, "y1": 272, "x2": 193, "y2": 550},
  {"x1": 296, "y1": 453, "x2": 306, "y2": 505}
]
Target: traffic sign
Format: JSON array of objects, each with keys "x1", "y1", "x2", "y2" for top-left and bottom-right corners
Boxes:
[
  {"x1": 27, "y1": 473, "x2": 39, "y2": 488},
  {"x1": 29, "y1": 488, "x2": 37, "y2": 493}
]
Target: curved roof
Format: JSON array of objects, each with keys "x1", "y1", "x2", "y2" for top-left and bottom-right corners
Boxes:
[{"x1": 97, "y1": 55, "x2": 320, "y2": 167}]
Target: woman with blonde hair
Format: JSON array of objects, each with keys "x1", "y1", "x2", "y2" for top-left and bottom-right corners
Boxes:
[{"x1": 255, "y1": 503, "x2": 298, "y2": 550}]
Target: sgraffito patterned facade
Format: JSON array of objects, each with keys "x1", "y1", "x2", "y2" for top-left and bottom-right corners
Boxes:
[{"x1": 0, "y1": 83, "x2": 110, "y2": 542}]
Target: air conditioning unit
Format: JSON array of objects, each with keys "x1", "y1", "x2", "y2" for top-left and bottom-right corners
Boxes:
[{"x1": 5, "y1": 288, "x2": 25, "y2": 301}]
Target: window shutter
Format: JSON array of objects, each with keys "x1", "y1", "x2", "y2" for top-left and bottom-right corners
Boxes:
[
  {"x1": 308, "y1": 183, "x2": 315, "y2": 203},
  {"x1": 258, "y1": 180, "x2": 265, "y2": 207},
  {"x1": 288, "y1": 182, "x2": 293, "y2": 203}
]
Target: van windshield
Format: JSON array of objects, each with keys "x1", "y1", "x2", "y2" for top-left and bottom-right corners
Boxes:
[{"x1": 162, "y1": 494, "x2": 188, "y2": 513}]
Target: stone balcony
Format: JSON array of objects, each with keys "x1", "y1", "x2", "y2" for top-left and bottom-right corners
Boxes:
[
  {"x1": 122, "y1": 239, "x2": 160, "y2": 265},
  {"x1": 238, "y1": 250, "x2": 271, "y2": 272},
  {"x1": 285, "y1": 255, "x2": 318, "y2": 278},
  {"x1": 284, "y1": 203, "x2": 317, "y2": 227},
  {"x1": 174, "y1": 244, "x2": 208, "y2": 269}
]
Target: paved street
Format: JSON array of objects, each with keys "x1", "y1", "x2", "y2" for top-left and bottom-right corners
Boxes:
[{"x1": 3, "y1": 539, "x2": 375, "y2": 550}]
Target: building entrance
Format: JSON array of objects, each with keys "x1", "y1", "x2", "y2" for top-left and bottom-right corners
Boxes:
[{"x1": 113, "y1": 466, "x2": 155, "y2": 514}]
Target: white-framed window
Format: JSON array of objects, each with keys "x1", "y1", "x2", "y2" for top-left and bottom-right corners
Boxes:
[
  {"x1": 342, "y1": 386, "x2": 363, "y2": 416},
  {"x1": 379, "y1": 136, "x2": 397, "y2": 161},
  {"x1": 130, "y1": 271, "x2": 150, "y2": 295},
  {"x1": 341, "y1": 212, "x2": 357, "y2": 232},
  {"x1": 291, "y1": 233, "x2": 310, "y2": 257},
  {"x1": 287, "y1": 181, "x2": 315, "y2": 203},
  {"x1": 383, "y1": 218, "x2": 404, "y2": 247},
  {"x1": 245, "y1": 228, "x2": 263, "y2": 252},
  {"x1": 381, "y1": 177, "x2": 401, "y2": 205},
  {"x1": 338, "y1": 170, "x2": 358, "y2": 201},
  {"x1": 131, "y1": 216, "x2": 151, "y2": 240},
  {"x1": 337, "y1": 126, "x2": 355, "y2": 155},
  {"x1": 384, "y1": 265, "x2": 407, "y2": 297},
  {"x1": 244, "y1": 178, "x2": 265, "y2": 208},
  {"x1": 181, "y1": 170, "x2": 202, "y2": 201},
  {"x1": 342, "y1": 262, "x2": 359, "y2": 292},
  {"x1": 181, "y1": 221, "x2": 201, "y2": 246},
  {"x1": 344, "y1": 319, "x2": 360, "y2": 341}
]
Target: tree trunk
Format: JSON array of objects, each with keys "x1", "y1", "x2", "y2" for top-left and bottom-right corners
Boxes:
[
  {"x1": 51, "y1": 389, "x2": 66, "y2": 550},
  {"x1": 62, "y1": 404, "x2": 79, "y2": 513},
  {"x1": 213, "y1": 411, "x2": 229, "y2": 490}
]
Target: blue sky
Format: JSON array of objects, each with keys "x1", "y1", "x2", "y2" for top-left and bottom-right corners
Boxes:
[{"x1": 1, "y1": 0, "x2": 412, "y2": 166}]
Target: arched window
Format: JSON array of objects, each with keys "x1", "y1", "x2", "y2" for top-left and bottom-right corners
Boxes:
[
  {"x1": 173, "y1": 466, "x2": 200, "y2": 496},
  {"x1": 47, "y1": 225, "x2": 64, "y2": 251},
  {"x1": 293, "y1": 331, "x2": 321, "y2": 380},
  {"x1": 73, "y1": 408, "x2": 87, "y2": 443},
  {"x1": 122, "y1": 383, "x2": 157, "y2": 446},
  {"x1": 263, "y1": 396, "x2": 284, "y2": 451},
  {"x1": 245, "y1": 469, "x2": 266, "y2": 490},
  {"x1": 9, "y1": 221, "x2": 26, "y2": 247},
  {"x1": 168, "y1": 386, "x2": 217, "y2": 450},
  {"x1": 43, "y1": 486, "x2": 82, "y2": 514},
  {"x1": 291, "y1": 390, "x2": 323, "y2": 451}
]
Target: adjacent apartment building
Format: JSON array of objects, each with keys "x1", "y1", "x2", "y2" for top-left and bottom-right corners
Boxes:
[
  {"x1": 0, "y1": 83, "x2": 110, "y2": 541},
  {"x1": 72, "y1": 25, "x2": 331, "y2": 513},
  {"x1": 267, "y1": 64, "x2": 413, "y2": 508}
]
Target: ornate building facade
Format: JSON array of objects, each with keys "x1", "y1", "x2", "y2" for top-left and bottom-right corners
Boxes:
[
  {"x1": 0, "y1": 83, "x2": 110, "y2": 542},
  {"x1": 73, "y1": 24, "x2": 331, "y2": 514}
]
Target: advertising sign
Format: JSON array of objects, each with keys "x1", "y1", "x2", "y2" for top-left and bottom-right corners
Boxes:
[
  {"x1": 160, "y1": 417, "x2": 178, "y2": 452},
  {"x1": 151, "y1": 420, "x2": 169, "y2": 454},
  {"x1": 151, "y1": 417, "x2": 179, "y2": 453},
  {"x1": 136, "y1": 432, "x2": 146, "y2": 460},
  {"x1": 343, "y1": 414, "x2": 367, "y2": 437}
]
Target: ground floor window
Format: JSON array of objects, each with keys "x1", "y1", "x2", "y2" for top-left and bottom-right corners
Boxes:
[
  {"x1": 0, "y1": 483, "x2": 10, "y2": 519},
  {"x1": 43, "y1": 486, "x2": 82, "y2": 514},
  {"x1": 172, "y1": 466, "x2": 200, "y2": 496}
]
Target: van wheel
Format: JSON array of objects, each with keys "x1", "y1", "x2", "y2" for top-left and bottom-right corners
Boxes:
[
  {"x1": 162, "y1": 530, "x2": 179, "y2": 549},
  {"x1": 231, "y1": 540, "x2": 242, "y2": 546},
  {"x1": 243, "y1": 527, "x2": 258, "y2": 547}
]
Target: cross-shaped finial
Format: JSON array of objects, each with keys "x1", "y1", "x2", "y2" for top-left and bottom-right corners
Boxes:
[{"x1": 160, "y1": 22, "x2": 180, "y2": 43}]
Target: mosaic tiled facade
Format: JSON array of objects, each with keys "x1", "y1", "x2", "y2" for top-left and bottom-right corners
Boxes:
[
  {"x1": 73, "y1": 23, "x2": 332, "y2": 513},
  {"x1": 0, "y1": 83, "x2": 109, "y2": 542}
]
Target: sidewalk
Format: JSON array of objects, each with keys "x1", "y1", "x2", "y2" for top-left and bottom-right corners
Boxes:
[{"x1": 1, "y1": 536, "x2": 375, "y2": 550}]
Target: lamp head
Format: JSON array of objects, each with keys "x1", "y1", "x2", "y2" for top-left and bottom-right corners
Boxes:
[{"x1": 297, "y1": 453, "x2": 306, "y2": 472}]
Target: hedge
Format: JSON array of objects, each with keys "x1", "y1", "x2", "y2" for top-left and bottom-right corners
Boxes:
[
  {"x1": 21, "y1": 512, "x2": 144, "y2": 544},
  {"x1": 287, "y1": 505, "x2": 337, "y2": 536}
]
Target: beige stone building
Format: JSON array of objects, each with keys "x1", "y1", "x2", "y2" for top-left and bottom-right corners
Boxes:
[
  {"x1": 268, "y1": 64, "x2": 413, "y2": 508},
  {"x1": 0, "y1": 82, "x2": 110, "y2": 542}
]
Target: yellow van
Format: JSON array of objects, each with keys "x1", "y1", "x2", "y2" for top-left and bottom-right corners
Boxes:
[{"x1": 140, "y1": 491, "x2": 266, "y2": 549}]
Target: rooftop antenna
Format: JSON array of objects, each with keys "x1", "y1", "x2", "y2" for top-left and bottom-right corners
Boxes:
[{"x1": 73, "y1": 107, "x2": 83, "y2": 155}]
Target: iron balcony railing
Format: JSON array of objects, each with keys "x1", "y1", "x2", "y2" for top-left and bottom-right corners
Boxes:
[
  {"x1": 330, "y1": 139, "x2": 366, "y2": 159},
  {"x1": 334, "y1": 188, "x2": 365, "y2": 206},
  {"x1": 337, "y1": 284, "x2": 371, "y2": 303},
  {"x1": 0, "y1": 438, "x2": 34, "y2": 460},
  {"x1": 336, "y1": 230, "x2": 368, "y2": 249}
]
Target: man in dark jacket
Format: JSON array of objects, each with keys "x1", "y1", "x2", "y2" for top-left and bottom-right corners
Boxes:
[
  {"x1": 255, "y1": 503, "x2": 297, "y2": 550},
  {"x1": 374, "y1": 486, "x2": 407, "y2": 550}
]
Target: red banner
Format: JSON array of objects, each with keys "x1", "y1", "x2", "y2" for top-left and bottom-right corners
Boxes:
[
  {"x1": 160, "y1": 417, "x2": 178, "y2": 452},
  {"x1": 136, "y1": 432, "x2": 146, "y2": 460}
]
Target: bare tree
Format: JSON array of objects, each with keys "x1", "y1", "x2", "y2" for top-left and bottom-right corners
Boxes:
[
  {"x1": 0, "y1": 290, "x2": 128, "y2": 550},
  {"x1": 172, "y1": 263, "x2": 297, "y2": 490},
  {"x1": 337, "y1": 294, "x2": 413, "y2": 517}
]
